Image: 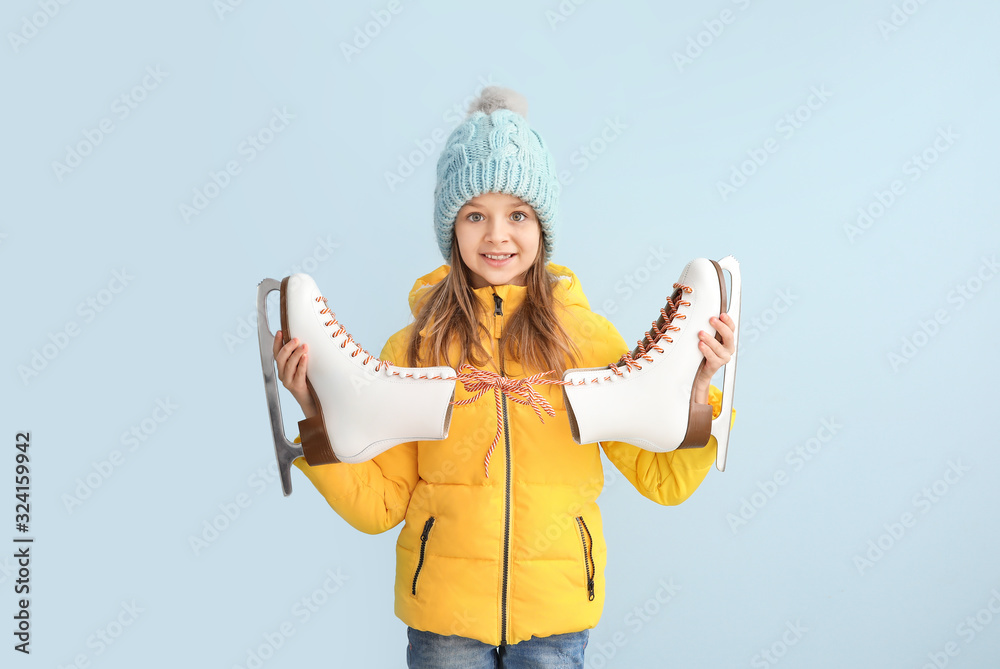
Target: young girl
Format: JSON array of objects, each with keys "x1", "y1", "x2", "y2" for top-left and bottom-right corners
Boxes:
[{"x1": 271, "y1": 87, "x2": 735, "y2": 668}]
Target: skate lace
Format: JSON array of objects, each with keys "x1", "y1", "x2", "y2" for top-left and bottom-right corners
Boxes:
[
  {"x1": 569, "y1": 283, "x2": 692, "y2": 384},
  {"x1": 452, "y1": 364, "x2": 568, "y2": 478},
  {"x1": 314, "y1": 297, "x2": 452, "y2": 380}
]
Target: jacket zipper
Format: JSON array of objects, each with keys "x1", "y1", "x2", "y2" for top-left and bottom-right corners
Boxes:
[
  {"x1": 500, "y1": 393, "x2": 512, "y2": 644},
  {"x1": 575, "y1": 516, "x2": 596, "y2": 601},
  {"x1": 411, "y1": 516, "x2": 435, "y2": 596},
  {"x1": 492, "y1": 289, "x2": 513, "y2": 646}
]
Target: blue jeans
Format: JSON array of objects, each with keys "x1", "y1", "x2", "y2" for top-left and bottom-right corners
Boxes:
[{"x1": 406, "y1": 627, "x2": 589, "y2": 669}]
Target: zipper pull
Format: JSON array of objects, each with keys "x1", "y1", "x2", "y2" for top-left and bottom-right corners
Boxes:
[
  {"x1": 587, "y1": 578, "x2": 595, "y2": 601},
  {"x1": 421, "y1": 517, "x2": 435, "y2": 541},
  {"x1": 493, "y1": 292, "x2": 503, "y2": 316}
]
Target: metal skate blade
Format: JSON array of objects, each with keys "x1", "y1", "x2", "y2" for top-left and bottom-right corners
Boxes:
[
  {"x1": 257, "y1": 278, "x2": 304, "y2": 495},
  {"x1": 712, "y1": 256, "x2": 741, "y2": 471}
]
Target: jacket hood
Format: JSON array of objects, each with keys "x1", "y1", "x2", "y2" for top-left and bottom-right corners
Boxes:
[{"x1": 406, "y1": 262, "x2": 592, "y2": 317}]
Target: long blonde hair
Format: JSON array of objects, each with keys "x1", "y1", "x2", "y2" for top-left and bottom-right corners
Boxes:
[{"x1": 405, "y1": 237, "x2": 580, "y2": 377}]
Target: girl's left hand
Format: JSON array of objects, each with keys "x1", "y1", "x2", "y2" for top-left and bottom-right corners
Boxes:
[{"x1": 692, "y1": 312, "x2": 736, "y2": 404}]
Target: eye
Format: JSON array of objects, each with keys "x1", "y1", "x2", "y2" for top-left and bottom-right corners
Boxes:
[
  {"x1": 510, "y1": 211, "x2": 527, "y2": 222},
  {"x1": 467, "y1": 212, "x2": 484, "y2": 222}
]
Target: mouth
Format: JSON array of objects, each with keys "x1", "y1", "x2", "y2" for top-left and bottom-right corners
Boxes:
[{"x1": 481, "y1": 252, "x2": 516, "y2": 267}]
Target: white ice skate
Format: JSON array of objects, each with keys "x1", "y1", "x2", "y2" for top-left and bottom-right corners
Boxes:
[
  {"x1": 561, "y1": 256, "x2": 741, "y2": 471},
  {"x1": 256, "y1": 274, "x2": 458, "y2": 495}
]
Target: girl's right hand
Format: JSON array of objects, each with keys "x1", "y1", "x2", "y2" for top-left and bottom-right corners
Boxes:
[{"x1": 272, "y1": 330, "x2": 318, "y2": 418}]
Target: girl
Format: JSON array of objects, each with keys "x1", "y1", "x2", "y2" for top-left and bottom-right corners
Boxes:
[{"x1": 271, "y1": 87, "x2": 735, "y2": 668}]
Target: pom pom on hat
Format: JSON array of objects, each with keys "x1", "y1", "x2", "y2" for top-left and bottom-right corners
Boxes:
[
  {"x1": 433, "y1": 86, "x2": 559, "y2": 261},
  {"x1": 466, "y1": 86, "x2": 529, "y2": 119}
]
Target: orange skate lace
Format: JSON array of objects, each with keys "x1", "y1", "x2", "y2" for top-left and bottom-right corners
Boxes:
[
  {"x1": 452, "y1": 364, "x2": 568, "y2": 478},
  {"x1": 315, "y1": 296, "x2": 452, "y2": 380},
  {"x1": 566, "y1": 283, "x2": 692, "y2": 384}
]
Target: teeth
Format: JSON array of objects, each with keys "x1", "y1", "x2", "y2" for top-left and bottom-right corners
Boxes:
[{"x1": 485, "y1": 254, "x2": 513, "y2": 260}]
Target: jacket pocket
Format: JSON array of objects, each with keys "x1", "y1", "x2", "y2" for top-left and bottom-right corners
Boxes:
[
  {"x1": 575, "y1": 516, "x2": 596, "y2": 601},
  {"x1": 411, "y1": 516, "x2": 435, "y2": 596}
]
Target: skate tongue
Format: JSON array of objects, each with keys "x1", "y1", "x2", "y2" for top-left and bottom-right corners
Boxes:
[{"x1": 629, "y1": 284, "x2": 689, "y2": 360}]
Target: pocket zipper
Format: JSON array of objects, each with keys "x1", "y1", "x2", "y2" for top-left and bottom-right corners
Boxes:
[
  {"x1": 575, "y1": 516, "x2": 595, "y2": 601},
  {"x1": 411, "y1": 516, "x2": 435, "y2": 596}
]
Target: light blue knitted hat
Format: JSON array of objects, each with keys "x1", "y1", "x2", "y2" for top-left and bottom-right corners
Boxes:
[{"x1": 433, "y1": 86, "x2": 559, "y2": 260}]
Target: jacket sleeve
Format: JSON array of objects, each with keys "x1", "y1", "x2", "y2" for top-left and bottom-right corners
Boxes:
[
  {"x1": 291, "y1": 336, "x2": 419, "y2": 535},
  {"x1": 601, "y1": 385, "x2": 735, "y2": 506}
]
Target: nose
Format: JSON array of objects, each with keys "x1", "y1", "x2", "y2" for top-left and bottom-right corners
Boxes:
[{"x1": 483, "y1": 216, "x2": 510, "y2": 244}]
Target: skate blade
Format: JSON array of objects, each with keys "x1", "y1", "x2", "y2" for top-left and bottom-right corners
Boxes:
[
  {"x1": 257, "y1": 278, "x2": 304, "y2": 496},
  {"x1": 711, "y1": 255, "x2": 741, "y2": 471}
]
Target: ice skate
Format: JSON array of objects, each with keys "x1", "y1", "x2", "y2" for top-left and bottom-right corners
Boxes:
[
  {"x1": 561, "y1": 256, "x2": 741, "y2": 471},
  {"x1": 256, "y1": 274, "x2": 458, "y2": 495}
]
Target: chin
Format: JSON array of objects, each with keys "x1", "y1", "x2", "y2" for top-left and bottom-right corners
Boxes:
[{"x1": 470, "y1": 263, "x2": 530, "y2": 288}]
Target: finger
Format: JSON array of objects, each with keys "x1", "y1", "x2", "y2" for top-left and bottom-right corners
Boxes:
[
  {"x1": 698, "y1": 339, "x2": 723, "y2": 377},
  {"x1": 287, "y1": 341, "x2": 307, "y2": 372},
  {"x1": 699, "y1": 332, "x2": 731, "y2": 365},
  {"x1": 275, "y1": 337, "x2": 300, "y2": 376},
  {"x1": 698, "y1": 336, "x2": 722, "y2": 362},
  {"x1": 292, "y1": 346, "x2": 309, "y2": 384},
  {"x1": 710, "y1": 316, "x2": 736, "y2": 352},
  {"x1": 272, "y1": 330, "x2": 283, "y2": 357}
]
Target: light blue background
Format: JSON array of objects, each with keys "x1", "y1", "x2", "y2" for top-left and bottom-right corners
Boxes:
[{"x1": 3, "y1": 1, "x2": 999, "y2": 667}]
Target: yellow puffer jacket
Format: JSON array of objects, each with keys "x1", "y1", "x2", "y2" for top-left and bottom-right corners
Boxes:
[{"x1": 293, "y1": 262, "x2": 731, "y2": 646}]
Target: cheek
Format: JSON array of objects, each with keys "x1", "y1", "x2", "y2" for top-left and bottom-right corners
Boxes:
[
  {"x1": 521, "y1": 225, "x2": 541, "y2": 257},
  {"x1": 454, "y1": 223, "x2": 476, "y2": 256}
]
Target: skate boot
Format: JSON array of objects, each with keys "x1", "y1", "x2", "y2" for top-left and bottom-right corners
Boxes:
[
  {"x1": 256, "y1": 274, "x2": 458, "y2": 495},
  {"x1": 561, "y1": 256, "x2": 741, "y2": 471}
]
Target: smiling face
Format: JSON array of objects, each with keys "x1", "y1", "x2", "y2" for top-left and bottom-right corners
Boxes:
[{"x1": 453, "y1": 192, "x2": 542, "y2": 289}]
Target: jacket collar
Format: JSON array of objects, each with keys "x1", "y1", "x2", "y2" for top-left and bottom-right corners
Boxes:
[{"x1": 408, "y1": 263, "x2": 589, "y2": 318}]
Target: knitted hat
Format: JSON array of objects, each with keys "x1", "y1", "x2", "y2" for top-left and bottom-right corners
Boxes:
[{"x1": 433, "y1": 86, "x2": 559, "y2": 261}]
